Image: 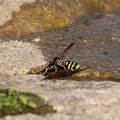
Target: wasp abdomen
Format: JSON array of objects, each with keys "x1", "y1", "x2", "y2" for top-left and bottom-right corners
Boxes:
[{"x1": 62, "y1": 60, "x2": 81, "y2": 71}]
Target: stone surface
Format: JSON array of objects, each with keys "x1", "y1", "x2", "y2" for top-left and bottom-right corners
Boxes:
[
  {"x1": 30, "y1": 12, "x2": 120, "y2": 72},
  {"x1": 0, "y1": 0, "x2": 120, "y2": 37},
  {"x1": 0, "y1": 75, "x2": 120, "y2": 120},
  {"x1": 0, "y1": 0, "x2": 120, "y2": 120},
  {"x1": 0, "y1": 11, "x2": 119, "y2": 120},
  {"x1": 0, "y1": 40, "x2": 46, "y2": 76},
  {"x1": 0, "y1": 0, "x2": 36, "y2": 26},
  {"x1": 0, "y1": 0, "x2": 84, "y2": 37}
]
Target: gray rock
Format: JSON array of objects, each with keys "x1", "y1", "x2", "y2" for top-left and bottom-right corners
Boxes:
[
  {"x1": 0, "y1": 2, "x2": 120, "y2": 120},
  {"x1": 0, "y1": 75, "x2": 120, "y2": 120},
  {"x1": 0, "y1": 40, "x2": 46, "y2": 76}
]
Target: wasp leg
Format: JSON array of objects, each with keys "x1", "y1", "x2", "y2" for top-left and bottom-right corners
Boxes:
[{"x1": 56, "y1": 62, "x2": 68, "y2": 72}]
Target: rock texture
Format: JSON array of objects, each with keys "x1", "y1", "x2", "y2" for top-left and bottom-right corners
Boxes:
[
  {"x1": 0, "y1": 75, "x2": 120, "y2": 120},
  {"x1": 0, "y1": 0, "x2": 120, "y2": 120},
  {"x1": 0, "y1": 40, "x2": 46, "y2": 76},
  {"x1": 0, "y1": 11, "x2": 119, "y2": 120},
  {"x1": 0, "y1": 0, "x2": 120, "y2": 37},
  {"x1": 0, "y1": 0, "x2": 36, "y2": 26}
]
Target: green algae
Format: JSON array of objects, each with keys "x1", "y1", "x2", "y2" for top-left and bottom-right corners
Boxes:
[{"x1": 0, "y1": 89, "x2": 55, "y2": 117}]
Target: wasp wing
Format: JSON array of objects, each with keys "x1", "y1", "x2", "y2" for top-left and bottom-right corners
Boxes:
[{"x1": 59, "y1": 42, "x2": 75, "y2": 59}]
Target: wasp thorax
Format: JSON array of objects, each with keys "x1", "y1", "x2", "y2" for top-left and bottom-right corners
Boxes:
[{"x1": 42, "y1": 62, "x2": 55, "y2": 75}]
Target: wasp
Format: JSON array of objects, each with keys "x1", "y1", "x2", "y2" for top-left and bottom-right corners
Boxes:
[{"x1": 41, "y1": 42, "x2": 89, "y2": 79}]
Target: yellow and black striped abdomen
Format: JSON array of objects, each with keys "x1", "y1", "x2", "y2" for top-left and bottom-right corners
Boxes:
[{"x1": 62, "y1": 60, "x2": 81, "y2": 71}]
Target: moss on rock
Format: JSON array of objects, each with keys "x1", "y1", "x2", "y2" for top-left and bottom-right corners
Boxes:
[{"x1": 0, "y1": 89, "x2": 55, "y2": 117}]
